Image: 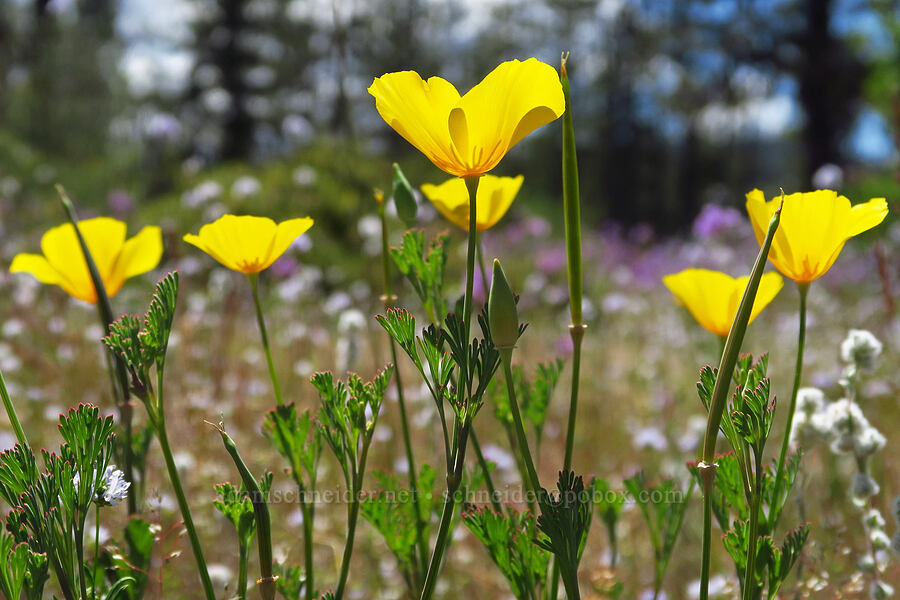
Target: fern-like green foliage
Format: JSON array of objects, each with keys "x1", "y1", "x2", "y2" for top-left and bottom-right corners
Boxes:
[
  {"x1": 389, "y1": 229, "x2": 449, "y2": 325},
  {"x1": 462, "y1": 506, "x2": 549, "y2": 600},
  {"x1": 695, "y1": 353, "x2": 808, "y2": 599},
  {"x1": 535, "y1": 470, "x2": 593, "y2": 595},
  {"x1": 263, "y1": 403, "x2": 322, "y2": 495},
  {"x1": 312, "y1": 366, "x2": 393, "y2": 487},
  {"x1": 0, "y1": 530, "x2": 46, "y2": 600},
  {"x1": 624, "y1": 472, "x2": 694, "y2": 594},
  {"x1": 103, "y1": 272, "x2": 179, "y2": 398}
]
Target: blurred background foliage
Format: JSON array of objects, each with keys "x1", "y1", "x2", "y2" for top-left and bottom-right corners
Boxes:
[{"x1": 1, "y1": 0, "x2": 900, "y2": 235}]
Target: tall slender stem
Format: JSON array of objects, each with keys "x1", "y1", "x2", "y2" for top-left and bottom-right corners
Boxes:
[
  {"x1": 476, "y1": 237, "x2": 490, "y2": 296},
  {"x1": 75, "y1": 524, "x2": 88, "y2": 600},
  {"x1": 772, "y1": 283, "x2": 809, "y2": 517},
  {"x1": 500, "y1": 351, "x2": 541, "y2": 503},
  {"x1": 419, "y1": 426, "x2": 469, "y2": 600},
  {"x1": 0, "y1": 368, "x2": 27, "y2": 447},
  {"x1": 419, "y1": 175, "x2": 480, "y2": 600},
  {"x1": 58, "y1": 186, "x2": 136, "y2": 513},
  {"x1": 334, "y1": 439, "x2": 372, "y2": 600},
  {"x1": 154, "y1": 394, "x2": 216, "y2": 600},
  {"x1": 93, "y1": 505, "x2": 100, "y2": 600},
  {"x1": 377, "y1": 196, "x2": 428, "y2": 579},
  {"x1": 550, "y1": 52, "x2": 587, "y2": 600},
  {"x1": 302, "y1": 502, "x2": 315, "y2": 600},
  {"x1": 469, "y1": 428, "x2": 502, "y2": 513},
  {"x1": 237, "y1": 541, "x2": 249, "y2": 600},
  {"x1": 248, "y1": 274, "x2": 284, "y2": 406},
  {"x1": 742, "y1": 453, "x2": 763, "y2": 600},
  {"x1": 699, "y1": 493, "x2": 712, "y2": 600}
]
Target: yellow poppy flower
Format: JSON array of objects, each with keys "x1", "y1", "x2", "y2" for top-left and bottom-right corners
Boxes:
[
  {"x1": 663, "y1": 268, "x2": 784, "y2": 338},
  {"x1": 183, "y1": 214, "x2": 313, "y2": 274},
  {"x1": 421, "y1": 174, "x2": 524, "y2": 231},
  {"x1": 368, "y1": 58, "x2": 565, "y2": 177},
  {"x1": 746, "y1": 189, "x2": 888, "y2": 283},
  {"x1": 10, "y1": 217, "x2": 163, "y2": 304}
]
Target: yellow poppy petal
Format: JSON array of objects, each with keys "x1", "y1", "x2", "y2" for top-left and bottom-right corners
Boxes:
[
  {"x1": 476, "y1": 174, "x2": 523, "y2": 230},
  {"x1": 846, "y1": 197, "x2": 888, "y2": 237},
  {"x1": 263, "y1": 217, "x2": 314, "y2": 271},
  {"x1": 367, "y1": 72, "x2": 461, "y2": 174},
  {"x1": 453, "y1": 59, "x2": 565, "y2": 175},
  {"x1": 103, "y1": 226, "x2": 165, "y2": 297},
  {"x1": 185, "y1": 215, "x2": 314, "y2": 274},
  {"x1": 421, "y1": 179, "x2": 470, "y2": 230},
  {"x1": 37, "y1": 218, "x2": 127, "y2": 303},
  {"x1": 10, "y1": 254, "x2": 63, "y2": 285},
  {"x1": 663, "y1": 268, "x2": 782, "y2": 337},
  {"x1": 746, "y1": 189, "x2": 888, "y2": 283},
  {"x1": 663, "y1": 269, "x2": 734, "y2": 336},
  {"x1": 736, "y1": 272, "x2": 784, "y2": 323},
  {"x1": 421, "y1": 175, "x2": 523, "y2": 231},
  {"x1": 369, "y1": 59, "x2": 564, "y2": 177}
]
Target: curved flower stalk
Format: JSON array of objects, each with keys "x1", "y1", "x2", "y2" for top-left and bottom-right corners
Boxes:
[
  {"x1": 663, "y1": 269, "x2": 783, "y2": 338},
  {"x1": 371, "y1": 58, "x2": 564, "y2": 600},
  {"x1": 421, "y1": 174, "x2": 523, "y2": 232},
  {"x1": 789, "y1": 329, "x2": 892, "y2": 599},
  {"x1": 745, "y1": 189, "x2": 888, "y2": 520}
]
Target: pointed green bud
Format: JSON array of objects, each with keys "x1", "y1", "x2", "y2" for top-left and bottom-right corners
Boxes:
[
  {"x1": 391, "y1": 163, "x2": 417, "y2": 227},
  {"x1": 488, "y1": 259, "x2": 519, "y2": 349}
]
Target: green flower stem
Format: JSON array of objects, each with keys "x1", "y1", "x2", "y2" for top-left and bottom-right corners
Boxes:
[
  {"x1": 742, "y1": 453, "x2": 763, "y2": 600},
  {"x1": 238, "y1": 541, "x2": 249, "y2": 600},
  {"x1": 699, "y1": 493, "x2": 712, "y2": 600},
  {"x1": 152, "y1": 385, "x2": 215, "y2": 600},
  {"x1": 212, "y1": 423, "x2": 276, "y2": 600},
  {"x1": 334, "y1": 439, "x2": 373, "y2": 600},
  {"x1": 93, "y1": 506, "x2": 100, "y2": 600},
  {"x1": 698, "y1": 199, "x2": 783, "y2": 600},
  {"x1": 302, "y1": 502, "x2": 315, "y2": 600},
  {"x1": 549, "y1": 51, "x2": 587, "y2": 600},
  {"x1": 419, "y1": 425, "x2": 469, "y2": 600},
  {"x1": 771, "y1": 282, "x2": 809, "y2": 517},
  {"x1": 469, "y1": 428, "x2": 502, "y2": 513},
  {"x1": 377, "y1": 196, "x2": 428, "y2": 578},
  {"x1": 499, "y1": 349, "x2": 541, "y2": 506},
  {"x1": 0, "y1": 368, "x2": 27, "y2": 447},
  {"x1": 58, "y1": 186, "x2": 136, "y2": 514},
  {"x1": 460, "y1": 176, "x2": 481, "y2": 351},
  {"x1": 248, "y1": 274, "x2": 284, "y2": 406},
  {"x1": 476, "y1": 237, "x2": 490, "y2": 296},
  {"x1": 75, "y1": 524, "x2": 88, "y2": 600},
  {"x1": 420, "y1": 176, "x2": 480, "y2": 600}
]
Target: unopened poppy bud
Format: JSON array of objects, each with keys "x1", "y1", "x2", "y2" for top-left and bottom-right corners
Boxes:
[{"x1": 488, "y1": 259, "x2": 519, "y2": 349}]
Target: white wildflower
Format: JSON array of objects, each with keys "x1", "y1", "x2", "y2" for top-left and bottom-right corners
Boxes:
[{"x1": 841, "y1": 329, "x2": 882, "y2": 370}]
